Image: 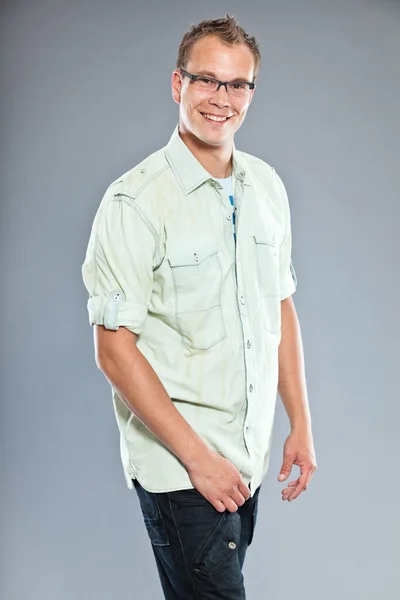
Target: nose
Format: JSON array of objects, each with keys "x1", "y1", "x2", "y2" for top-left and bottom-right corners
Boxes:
[{"x1": 210, "y1": 84, "x2": 231, "y2": 108}]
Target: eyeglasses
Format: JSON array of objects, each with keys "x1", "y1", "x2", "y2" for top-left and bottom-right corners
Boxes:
[{"x1": 180, "y1": 69, "x2": 255, "y2": 97}]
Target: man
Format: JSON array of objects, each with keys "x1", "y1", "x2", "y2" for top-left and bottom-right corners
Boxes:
[{"x1": 82, "y1": 14, "x2": 317, "y2": 600}]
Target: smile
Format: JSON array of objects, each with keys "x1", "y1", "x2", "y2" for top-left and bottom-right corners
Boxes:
[{"x1": 200, "y1": 113, "x2": 233, "y2": 123}]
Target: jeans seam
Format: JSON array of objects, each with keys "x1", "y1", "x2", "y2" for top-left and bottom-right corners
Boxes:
[{"x1": 168, "y1": 497, "x2": 201, "y2": 600}]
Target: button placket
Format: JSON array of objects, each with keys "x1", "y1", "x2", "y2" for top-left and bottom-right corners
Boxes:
[{"x1": 234, "y1": 232, "x2": 255, "y2": 459}]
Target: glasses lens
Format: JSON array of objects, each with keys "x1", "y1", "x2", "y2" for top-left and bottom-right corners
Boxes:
[
  {"x1": 193, "y1": 76, "x2": 252, "y2": 96},
  {"x1": 227, "y1": 83, "x2": 251, "y2": 97},
  {"x1": 195, "y1": 77, "x2": 219, "y2": 91}
]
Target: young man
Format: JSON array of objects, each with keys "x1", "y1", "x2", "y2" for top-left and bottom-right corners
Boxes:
[{"x1": 82, "y1": 14, "x2": 317, "y2": 600}]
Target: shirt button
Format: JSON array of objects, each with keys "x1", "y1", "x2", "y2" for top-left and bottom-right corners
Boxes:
[
  {"x1": 247, "y1": 340, "x2": 251, "y2": 349},
  {"x1": 228, "y1": 541, "x2": 236, "y2": 550},
  {"x1": 113, "y1": 292, "x2": 121, "y2": 302},
  {"x1": 240, "y1": 296, "x2": 245, "y2": 305},
  {"x1": 193, "y1": 253, "x2": 199, "y2": 262},
  {"x1": 249, "y1": 384, "x2": 253, "y2": 392},
  {"x1": 239, "y1": 171, "x2": 245, "y2": 177},
  {"x1": 140, "y1": 167, "x2": 146, "y2": 173},
  {"x1": 226, "y1": 214, "x2": 232, "y2": 220}
]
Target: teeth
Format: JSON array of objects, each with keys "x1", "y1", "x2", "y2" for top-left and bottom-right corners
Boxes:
[{"x1": 203, "y1": 114, "x2": 228, "y2": 122}]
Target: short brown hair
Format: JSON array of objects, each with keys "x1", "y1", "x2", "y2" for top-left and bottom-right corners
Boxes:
[{"x1": 176, "y1": 14, "x2": 261, "y2": 82}]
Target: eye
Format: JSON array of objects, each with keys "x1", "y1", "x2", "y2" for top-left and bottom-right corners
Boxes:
[
  {"x1": 231, "y1": 83, "x2": 246, "y2": 90},
  {"x1": 197, "y1": 77, "x2": 214, "y2": 85}
]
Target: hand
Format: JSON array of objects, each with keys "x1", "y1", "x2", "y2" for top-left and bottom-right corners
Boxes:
[
  {"x1": 277, "y1": 428, "x2": 317, "y2": 502},
  {"x1": 186, "y1": 447, "x2": 251, "y2": 513}
]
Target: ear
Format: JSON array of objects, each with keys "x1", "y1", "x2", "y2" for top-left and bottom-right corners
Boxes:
[{"x1": 171, "y1": 70, "x2": 182, "y2": 105}]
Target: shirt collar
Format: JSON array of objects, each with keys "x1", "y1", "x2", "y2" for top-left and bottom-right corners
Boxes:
[{"x1": 165, "y1": 124, "x2": 250, "y2": 195}]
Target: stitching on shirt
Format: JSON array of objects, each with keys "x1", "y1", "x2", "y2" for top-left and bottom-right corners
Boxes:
[
  {"x1": 165, "y1": 150, "x2": 209, "y2": 195},
  {"x1": 93, "y1": 203, "x2": 110, "y2": 297},
  {"x1": 185, "y1": 176, "x2": 210, "y2": 195},
  {"x1": 111, "y1": 195, "x2": 162, "y2": 267},
  {"x1": 104, "y1": 289, "x2": 125, "y2": 329},
  {"x1": 170, "y1": 250, "x2": 227, "y2": 350},
  {"x1": 127, "y1": 164, "x2": 170, "y2": 198}
]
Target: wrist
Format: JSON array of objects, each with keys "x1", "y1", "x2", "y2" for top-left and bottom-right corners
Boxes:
[
  {"x1": 290, "y1": 417, "x2": 312, "y2": 433},
  {"x1": 180, "y1": 436, "x2": 212, "y2": 470}
]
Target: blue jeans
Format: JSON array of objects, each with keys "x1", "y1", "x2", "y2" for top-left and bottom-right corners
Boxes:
[{"x1": 133, "y1": 478, "x2": 261, "y2": 599}]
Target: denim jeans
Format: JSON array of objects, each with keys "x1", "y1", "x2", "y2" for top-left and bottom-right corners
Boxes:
[{"x1": 133, "y1": 478, "x2": 261, "y2": 599}]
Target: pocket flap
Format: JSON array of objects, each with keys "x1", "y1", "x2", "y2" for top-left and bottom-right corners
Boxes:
[
  {"x1": 168, "y1": 243, "x2": 219, "y2": 267},
  {"x1": 253, "y1": 232, "x2": 277, "y2": 247}
]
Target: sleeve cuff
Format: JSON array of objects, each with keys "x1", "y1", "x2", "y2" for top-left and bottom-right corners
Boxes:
[
  {"x1": 280, "y1": 261, "x2": 297, "y2": 300},
  {"x1": 87, "y1": 289, "x2": 148, "y2": 335}
]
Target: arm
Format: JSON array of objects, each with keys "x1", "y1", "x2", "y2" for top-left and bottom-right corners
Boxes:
[
  {"x1": 94, "y1": 323, "x2": 209, "y2": 469},
  {"x1": 269, "y1": 168, "x2": 317, "y2": 501},
  {"x1": 94, "y1": 324, "x2": 250, "y2": 510},
  {"x1": 278, "y1": 296, "x2": 311, "y2": 431},
  {"x1": 277, "y1": 296, "x2": 317, "y2": 501}
]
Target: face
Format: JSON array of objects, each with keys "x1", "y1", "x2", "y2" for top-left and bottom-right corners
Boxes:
[{"x1": 172, "y1": 35, "x2": 256, "y2": 149}]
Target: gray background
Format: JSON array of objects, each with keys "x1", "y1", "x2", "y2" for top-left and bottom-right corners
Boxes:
[{"x1": 1, "y1": 0, "x2": 399, "y2": 598}]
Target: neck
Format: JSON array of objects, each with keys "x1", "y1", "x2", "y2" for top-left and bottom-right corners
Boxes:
[{"x1": 178, "y1": 126, "x2": 233, "y2": 179}]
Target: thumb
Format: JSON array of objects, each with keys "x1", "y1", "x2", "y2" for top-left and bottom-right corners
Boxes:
[{"x1": 278, "y1": 462, "x2": 292, "y2": 481}]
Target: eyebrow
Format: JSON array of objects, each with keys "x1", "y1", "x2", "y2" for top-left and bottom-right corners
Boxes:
[{"x1": 195, "y1": 69, "x2": 250, "y2": 82}]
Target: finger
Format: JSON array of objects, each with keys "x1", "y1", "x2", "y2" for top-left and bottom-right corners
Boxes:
[
  {"x1": 287, "y1": 470, "x2": 312, "y2": 501},
  {"x1": 213, "y1": 499, "x2": 227, "y2": 513},
  {"x1": 225, "y1": 497, "x2": 239, "y2": 513},
  {"x1": 233, "y1": 489, "x2": 247, "y2": 507},
  {"x1": 282, "y1": 488, "x2": 295, "y2": 499},
  {"x1": 286, "y1": 473, "x2": 308, "y2": 500},
  {"x1": 282, "y1": 479, "x2": 299, "y2": 493},
  {"x1": 278, "y1": 465, "x2": 293, "y2": 480},
  {"x1": 239, "y1": 482, "x2": 251, "y2": 501},
  {"x1": 278, "y1": 454, "x2": 295, "y2": 481}
]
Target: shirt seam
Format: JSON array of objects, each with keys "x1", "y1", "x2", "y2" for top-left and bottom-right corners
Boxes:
[{"x1": 111, "y1": 195, "x2": 162, "y2": 267}]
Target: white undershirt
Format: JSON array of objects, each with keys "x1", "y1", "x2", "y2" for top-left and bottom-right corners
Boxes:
[{"x1": 215, "y1": 175, "x2": 233, "y2": 197}]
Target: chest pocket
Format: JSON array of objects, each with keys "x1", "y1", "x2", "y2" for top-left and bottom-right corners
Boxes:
[
  {"x1": 168, "y1": 243, "x2": 226, "y2": 350},
  {"x1": 253, "y1": 233, "x2": 281, "y2": 335}
]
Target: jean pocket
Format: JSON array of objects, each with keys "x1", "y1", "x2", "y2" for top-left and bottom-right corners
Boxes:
[
  {"x1": 134, "y1": 480, "x2": 170, "y2": 547},
  {"x1": 195, "y1": 511, "x2": 241, "y2": 577},
  {"x1": 166, "y1": 488, "x2": 206, "y2": 504},
  {"x1": 168, "y1": 242, "x2": 226, "y2": 350}
]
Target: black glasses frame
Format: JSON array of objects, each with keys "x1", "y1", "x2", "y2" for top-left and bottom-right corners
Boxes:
[{"x1": 179, "y1": 69, "x2": 256, "y2": 93}]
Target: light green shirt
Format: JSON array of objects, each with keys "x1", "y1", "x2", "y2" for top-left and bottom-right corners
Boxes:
[{"x1": 81, "y1": 125, "x2": 297, "y2": 495}]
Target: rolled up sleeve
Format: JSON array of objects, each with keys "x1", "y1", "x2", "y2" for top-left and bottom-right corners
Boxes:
[
  {"x1": 279, "y1": 235, "x2": 297, "y2": 301},
  {"x1": 273, "y1": 171, "x2": 298, "y2": 301},
  {"x1": 81, "y1": 191, "x2": 159, "y2": 335}
]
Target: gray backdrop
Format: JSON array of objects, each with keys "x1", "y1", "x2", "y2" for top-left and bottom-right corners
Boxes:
[{"x1": 1, "y1": 0, "x2": 399, "y2": 598}]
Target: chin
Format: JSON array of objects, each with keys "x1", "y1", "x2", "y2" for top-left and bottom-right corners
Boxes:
[{"x1": 198, "y1": 128, "x2": 231, "y2": 145}]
